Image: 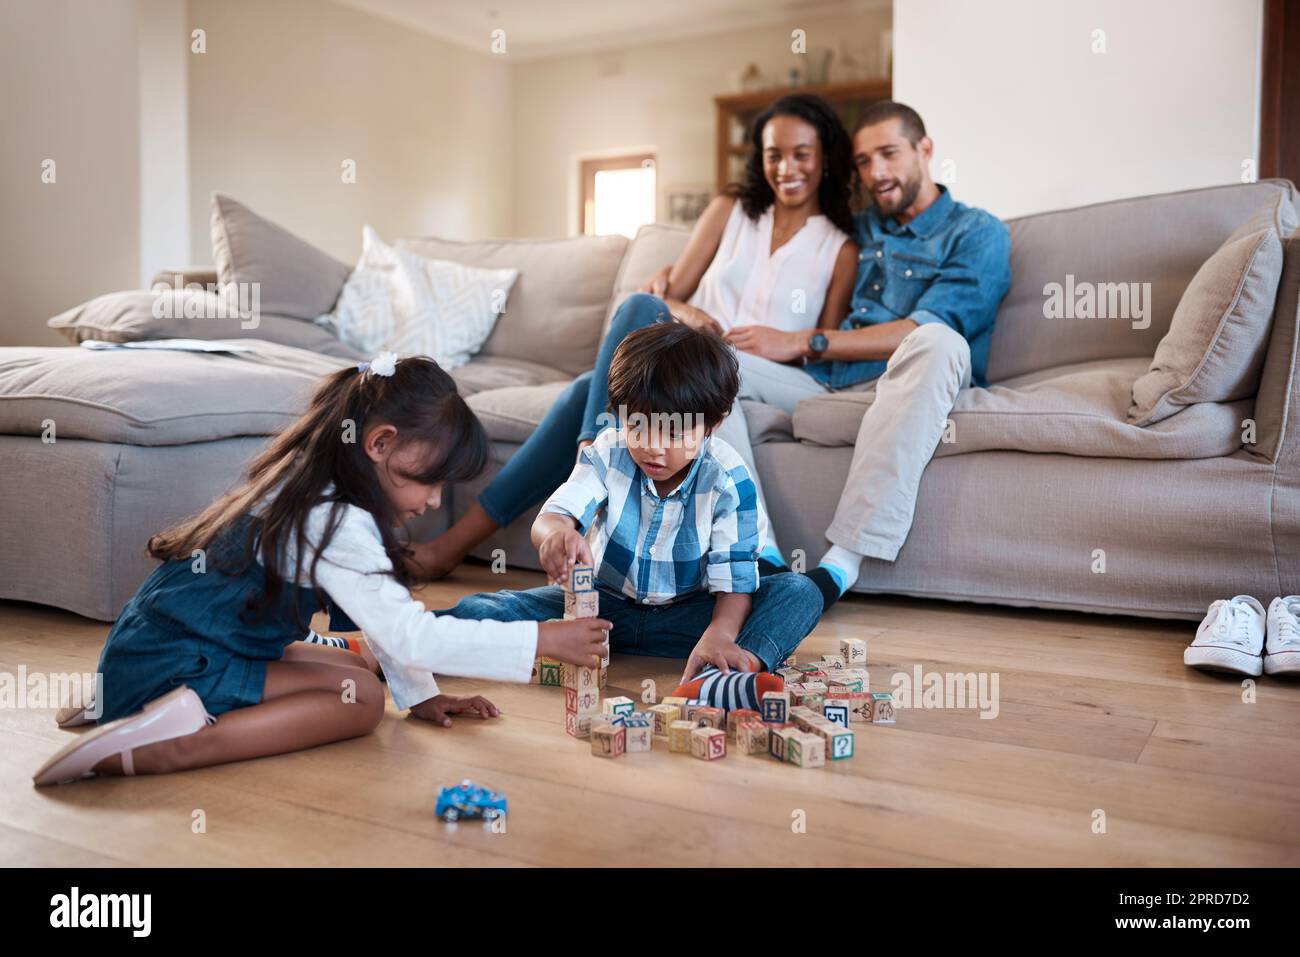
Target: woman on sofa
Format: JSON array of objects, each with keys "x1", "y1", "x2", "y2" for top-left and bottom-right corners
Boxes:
[{"x1": 408, "y1": 92, "x2": 860, "y2": 580}]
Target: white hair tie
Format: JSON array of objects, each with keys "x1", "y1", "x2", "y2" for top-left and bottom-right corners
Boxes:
[{"x1": 357, "y1": 351, "x2": 399, "y2": 377}]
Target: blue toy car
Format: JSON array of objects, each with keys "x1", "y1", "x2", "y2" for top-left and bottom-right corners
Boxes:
[{"x1": 435, "y1": 779, "x2": 508, "y2": 823}]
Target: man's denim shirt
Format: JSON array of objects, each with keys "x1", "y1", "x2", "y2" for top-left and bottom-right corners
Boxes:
[{"x1": 805, "y1": 185, "x2": 1012, "y2": 389}]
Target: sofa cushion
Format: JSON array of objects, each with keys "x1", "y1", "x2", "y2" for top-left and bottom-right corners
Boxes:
[
  {"x1": 46, "y1": 288, "x2": 363, "y2": 359},
  {"x1": 990, "y1": 180, "x2": 1297, "y2": 383},
  {"x1": 1128, "y1": 196, "x2": 1296, "y2": 425},
  {"x1": 317, "y1": 226, "x2": 518, "y2": 371},
  {"x1": 791, "y1": 357, "x2": 1248, "y2": 460},
  {"x1": 463, "y1": 383, "x2": 792, "y2": 448},
  {"x1": 466, "y1": 382, "x2": 572, "y2": 444},
  {"x1": 603, "y1": 223, "x2": 690, "y2": 333},
  {"x1": 0, "y1": 342, "x2": 350, "y2": 446},
  {"x1": 397, "y1": 233, "x2": 627, "y2": 377},
  {"x1": 451, "y1": 357, "x2": 572, "y2": 397},
  {"x1": 210, "y1": 194, "x2": 353, "y2": 321}
]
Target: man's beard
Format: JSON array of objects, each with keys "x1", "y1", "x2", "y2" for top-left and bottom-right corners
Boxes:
[{"x1": 870, "y1": 172, "x2": 922, "y2": 218}]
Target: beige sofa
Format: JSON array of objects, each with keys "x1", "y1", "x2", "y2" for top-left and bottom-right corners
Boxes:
[{"x1": 2, "y1": 180, "x2": 1296, "y2": 622}]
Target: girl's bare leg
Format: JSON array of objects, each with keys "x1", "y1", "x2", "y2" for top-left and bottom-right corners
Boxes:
[
  {"x1": 405, "y1": 501, "x2": 499, "y2": 581},
  {"x1": 91, "y1": 655, "x2": 385, "y2": 776}
]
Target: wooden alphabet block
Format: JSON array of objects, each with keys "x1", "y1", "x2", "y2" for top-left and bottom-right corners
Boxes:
[
  {"x1": 848, "y1": 692, "x2": 874, "y2": 723},
  {"x1": 794, "y1": 664, "x2": 819, "y2": 675},
  {"x1": 564, "y1": 588, "x2": 601, "y2": 620},
  {"x1": 682, "y1": 699, "x2": 708, "y2": 723},
  {"x1": 647, "y1": 703, "x2": 681, "y2": 736},
  {"x1": 563, "y1": 685, "x2": 600, "y2": 716},
  {"x1": 839, "y1": 638, "x2": 866, "y2": 665},
  {"x1": 788, "y1": 733, "x2": 826, "y2": 768},
  {"x1": 760, "y1": 691, "x2": 790, "y2": 724},
  {"x1": 776, "y1": 667, "x2": 802, "y2": 681},
  {"x1": 736, "y1": 720, "x2": 769, "y2": 754},
  {"x1": 568, "y1": 564, "x2": 595, "y2": 593},
  {"x1": 822, "y1": 699, "x2": 850, "y2": 727},
  {"x1": 662, "y1": 695, "x2": 688, "y2": 713},
  {"x1": 820, "y1": 654, "x2": 846, "y2": 670},
  {"x1": 668, "y1": 720, "x2": 696, "y2": 753},
  {"x1": 870, "y1": 691, "x2": 897, "y2": 724},
  {"x1": 768, "y1": 725, "x2": 799, "y2": 762},
  {"x1": 693, "y1": 706, "x2": 724, "y2": 729},
  {"x1": 827, "y1": 727, "x2": 855, "y2": 760},
  {"x1": 726, "y1": 708, "x2": 761, "y2": 740},
  {"x1": 565, "y1": 710, "x2": 598, "y2": 739},
  {"x1": 623, "y1": 716, "x2": 653, "y2": 752},
  {"x1": 590, "y1": 721, "x2": 626, "y2": 757},
  {"x1": 562, "y1": 663, "x2": 601, "y2": 692},
  {"x1": 602, "y1": 696, "x2": 634, "y2": 718},
  {"x1": 788, "y1": 706, "x2": 817, "y2": 731},
  {"x1": 538, "y1": 657, "x2": 563, "y2": 687},
  {"x1": 690, "y1": 726, "x2": 727, "y2": 760}
]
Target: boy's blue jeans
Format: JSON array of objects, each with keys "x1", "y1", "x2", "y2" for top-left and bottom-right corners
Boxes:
[
  {"x1": 477, "y1": 293, "x2": 671, "y2": 527},
  {"x1": 437, "y1": 572, "x2": 823, "y2": 671}
]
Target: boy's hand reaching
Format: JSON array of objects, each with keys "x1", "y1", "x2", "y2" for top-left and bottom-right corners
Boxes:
[
  {"x1": 410, "y1": 693, "x2": 500, "y2": 727},
  {"x1": 681, "y1": 630, "x2": 760, "y2": 683},
  {"x1": 539, "y1": 528, "x2": 594, "y2": 585},
  {"x1": 538, "y1": 618, "x2": 612, "y2": 669}
]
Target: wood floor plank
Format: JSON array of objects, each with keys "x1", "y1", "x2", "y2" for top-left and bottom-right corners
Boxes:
[{"x1": 2, "y1": 567, "x2": 1298, "y2": 868}]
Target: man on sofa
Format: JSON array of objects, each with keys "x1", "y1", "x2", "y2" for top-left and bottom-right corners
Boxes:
[{"x1": 719, "y1": 101, "x2": 1013, "y2": 610}]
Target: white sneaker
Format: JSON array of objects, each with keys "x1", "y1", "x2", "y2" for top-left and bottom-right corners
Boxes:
[
  {"x1": 1265, "y1": 596, "x2": 1300, "y2": 676},
  {"x1": 1184, "y1": 595, "x2": 1265, "y2": 676}
]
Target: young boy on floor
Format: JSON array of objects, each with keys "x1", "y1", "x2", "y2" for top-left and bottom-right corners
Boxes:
[{"x1": 439, "y1": 322, "x2": 824, "y2": 710}]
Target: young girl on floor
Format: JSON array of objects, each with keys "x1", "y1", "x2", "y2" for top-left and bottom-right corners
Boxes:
[{"x1": 34, "y1": 353, "x2": 611, "y2": 786}]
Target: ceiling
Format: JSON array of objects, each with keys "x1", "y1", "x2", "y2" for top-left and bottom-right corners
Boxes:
[{"x1": 333, "y1": 0, "x2": 888, "y2": 60}]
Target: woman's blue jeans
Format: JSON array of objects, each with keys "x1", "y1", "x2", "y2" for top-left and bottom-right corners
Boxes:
[{"x1": 477, "y1": 293, "x2": 672, "y2": 527}]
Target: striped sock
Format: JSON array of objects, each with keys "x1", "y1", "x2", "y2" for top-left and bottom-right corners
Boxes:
[
  {"x1": 672, "y1": 667, "x2": 785, "y2": 713},
  {"x1": 302, "y1": 630, "x2": 364, "y2": 655}
]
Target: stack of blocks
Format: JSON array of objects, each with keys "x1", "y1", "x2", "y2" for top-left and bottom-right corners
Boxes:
[{"x1": 559, "y1": 564, "x2": 608, "y2": 740}]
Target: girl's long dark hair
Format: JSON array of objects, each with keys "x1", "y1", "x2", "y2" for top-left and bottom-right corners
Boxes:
[
  {"x1": 728, "y1": 92, "x2": 855, "y2": 236},
  {"x1": 148, "y1": 356, "x2": 489, "y2": 622}
]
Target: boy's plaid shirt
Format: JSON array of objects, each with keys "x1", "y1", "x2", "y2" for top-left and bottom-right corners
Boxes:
[{"x1": 540, "y1": 428, "x2": 767, "y2": 605}]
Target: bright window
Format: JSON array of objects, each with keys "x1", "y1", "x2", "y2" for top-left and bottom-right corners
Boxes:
[{"x1": 580, "y1": 153, "x2": 655, "y2": 237}]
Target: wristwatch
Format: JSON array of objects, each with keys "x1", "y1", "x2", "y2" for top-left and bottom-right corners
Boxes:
[{"x1": 806, "y1": 331, "x2": 829, "y2": 361}]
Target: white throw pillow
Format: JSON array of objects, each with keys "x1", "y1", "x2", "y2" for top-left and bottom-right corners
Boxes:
[{"x1": 318, "y1": 226, "x2": 518, "y2": 370}]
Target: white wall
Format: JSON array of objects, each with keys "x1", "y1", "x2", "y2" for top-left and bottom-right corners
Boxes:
[
  {"x1": 186, "y1": 0, "x2": 513, "y2": 268},
  {"x1": 509, "y1": 4, "x2": 892, "y2": 238},
  {"x1": 138, "y1": 0, "x2": 191, "y2": 284},
  {"x1": 0, "y1": 0, "x2": 142, "y2": 345},
  {"x1": 893, "y1": 0, "x2": 1262, "y2": 220}
]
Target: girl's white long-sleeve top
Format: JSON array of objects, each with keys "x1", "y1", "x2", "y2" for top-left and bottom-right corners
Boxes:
[{"x1": 292, "y1": 501, "x2": 537, "y2": 710}]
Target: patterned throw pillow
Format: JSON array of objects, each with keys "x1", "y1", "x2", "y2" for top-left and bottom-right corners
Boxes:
[{"x1": 317, "y1": 226, "x2": 518, "y2": 370}]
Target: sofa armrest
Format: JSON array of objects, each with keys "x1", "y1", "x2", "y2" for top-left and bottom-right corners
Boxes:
[
  {"x1": 149, "y1": 266, "x2": 219, "y2": 291},
  {"x1": 1250, "y1": 234, "x2": 1300, "y2": 464}
]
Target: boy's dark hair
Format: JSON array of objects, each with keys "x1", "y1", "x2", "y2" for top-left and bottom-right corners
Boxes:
[
  {"x1": 855, "y1": 100, "x2": 927, "y2": 145},
  {"x1": 607, "y1": 321, "x2": 739, "y2": 429}
]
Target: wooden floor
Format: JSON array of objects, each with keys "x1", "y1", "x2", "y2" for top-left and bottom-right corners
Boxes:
[{"x1": 2, "y1": 566, "x2": 1298, "y2": 867}]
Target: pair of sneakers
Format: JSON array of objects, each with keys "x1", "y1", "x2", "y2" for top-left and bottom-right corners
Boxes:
[{"x1": 1184, "y1": 595, "x2": 1300, "y2": 677}]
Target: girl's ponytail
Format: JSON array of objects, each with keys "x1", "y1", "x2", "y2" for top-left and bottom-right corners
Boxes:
[{"x1": 148, "y1": 355, "x2": 489, "y2": 622}]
